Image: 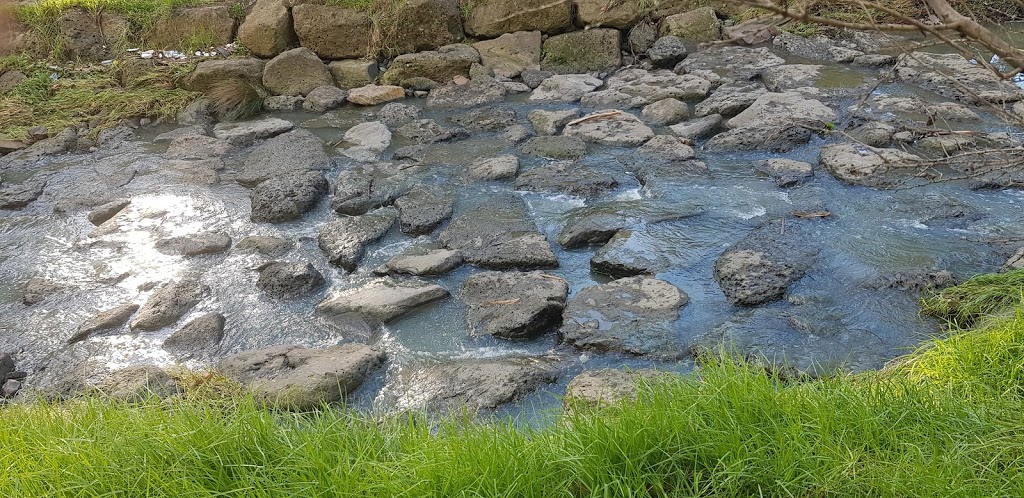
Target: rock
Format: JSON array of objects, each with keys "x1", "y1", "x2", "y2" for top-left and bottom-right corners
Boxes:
[
  {"x1": 162, "y1": 158, "x2": 223, "y2": 185},
  {"x1": 564, "y1": 110, "x2": 654, "y2": 146},
  {"x1": 584, "y1": 69, "x2": 711, "y2": 109},
  {"x1": 660, "y1": 7, "x2": 721, "y2": 42},
  {"x1": 869, "y1": 270, "x2": 955, "y2": 293},
  {"x1": 635, "y1": 134, "x2": 696, "y2": 163},
  {"x1": 183, "y1": 59, "x2": 266, "y2": 93},
  {"x1": 318, "y1": 208, "x2": 397, "y2": 271},
  {"x1": 329, "y1": 60, "x2": 379, "y2": 89},
  {"x1": 591, "y1": 230, "x2": 668, "y2": 278},
  {"x1": 391, "y1": 0, "x2": 464, "y2": 54},
  {"x1": 771, "y1": 32, "x2": 834, "y2": 61},
  {"x1": 68, "y1": 303, "x2": 139, "y2": 344},
  {"x1": 641, "y1": 98, "x2": 689, "y2": 125},
  {"x1": 464, "y1": 0, "x2": 573, "y2": 38},
  {"x1": 2, "y1": 380, "x2": 22, "y2": 398},
  {"x1": 239, "y1": 129, "x2": 332, "y2": 187},
  {"x1": 669, "y1": 114, "x2": 722, "y2": 139},
  {"x1": 342, "y1": 121, "x2": 392, "y2": 161},
  {"x1": 131, "y1": 279, "x2": 209, "y2": 331},
  {"x1": 541, "y1": 28, "x2": 621, "y2": 74},
  {"x1": 236, "y1": 236, "x2": 293, "y2": 257},
  {"x1": 463, "y1": 271, "x2": 568, "y2": 340},
  {"x1": 256, "y1": 261, "x2": 325, "y2": 298},
  {"x1": 438, "y1": 196, "x2": 558, "y2": 269},
  {"x1": 819, "y1": 144, "x2": 923, "y2": 188},
  {"x1": 450, "y1": 106, "x2": 517, "y2": 131},
  {"x1": 302, "y1": 85, "x2": 348, "y2": 112},
  {"x1": 0, "y1": 139, "x2": 27, "y2": 154},
  {"x1": 56, "y1": 7, "x2": 126, "y2": 60},
  {"x1": 377, "y1": 102, "x2": 422, "y2": 126},
  {"x1": 724, "y1": 21, "x2": 780, "y2": 45},
  {"x1": 154, "y1": 126, "x2": 207, "y2": 144},
  {"x1": 330, "y1": 164, "x2": 414, "y2": 215},
  {"x1": 695, "y1": 81, "x2": 766, "y2": 118},
  {"x1": 425, "y1": 80, "x2": 507, "y2": 109},
  {"x1": 761, "y1": 64, "x2": 825, "y2": 92},
  {"x1": 155, "y1": 232, "x2": 231, "y2": 257},
  {"x1": 165, "y1": 135, "x2": 233, "y2": 160},
  {"x1": 728, "y1": 92, "x2": 836, "y2": 129},
  {"x1": 390, "y1": 357, "x2": 558, "y2": 411},
  {"x1": 213, "y1": 118, "x2": 294, "y2": 146},
  {"x1": 316, "y1": 279, "x2": 449, "y2": 323},
  {"x1": 467, "y1": 155, "x2": 519, "y2": 180},
  {"x1": 347, "y1": 85, "x2": 405, "y2": 106},
  {"x1": 145, "y1": 6, "x2": 234, "y2": 49},
  {"x1": 676, "y1": 45, "x2": 784, "y2": 80},
  {"x1": 163, "y1": 313, "x2": 225, "y2": 359},
  {"x1": 396, "y1": 119, "x2": 467, "y2": 144},
  {"x1": 291, "y1": 4, "x2": 371, "y2": 60},
  {"x1": 530, "y1": 74, "x2": 605, "y2": 103},
  {"x1": 0, "y1": 70, "x2": 26, "y2": 94},
  {"x1": 515, "y1": 161, "x2": 618, "y2": 198},
  {"x1": 713, "y1": 219, "x2": 816, "y2": 306},
  {"x1": 394, "y1": 186, "x2": 454, "y2": 235},
  {"x1": 528, "y1": 109, "x2": 579, "y2": 135},
  {"x1": 381, "y1": 44, "x2": 479, "y2": 88},
  {"x1": 87, "y1": 198, "x2": 130, "y2": 226},
  {"x1": 22, "y1": 127, "x2": 77, "y2": 156},
  {"x1": 262, "y1": 48, "x2": 334, "y2": 96},
  {"x1": 850, "y1": 94, "x2": 981, "y2": 124},
  {"x1": 521, "y1": 69, "x2": 555, "y2": 89},
  {"x1": 473, "y1": 31, "x2": 542, "y2": 78},
  {"x1": 849, "y1": 121, "x2": 895, "y2": 148},
  {"x1": 0, "y1": 354, "x2": 14, "y2": 381},
  {"x1": 375, "y1": 244, "x2": 463, "y2": 276},
  {"x1": 918, "y1": 134, "x2": 976, "y2": 154},
  {"x1": 754, "y1": 159, "x2": 813, "y2": 187},
  {"x1": 647, "y1": 36, "x2": 687, "y2": 69},
  {"x1": 218, "y1": 344, "x2": 385, "y2": 410},
  {"x1": 500, "y1": 124, "x2": 532, "y2": 143},
  {"x1": 520, "y1": 136, "x2": 587, "y2": 160},
  {"x1": 575, "y1": 0, "x2": 644, "y2": 28},
  {"x1": 560, "y1": 276, "x2": 688, "y2": 358},
  {"x1": 22, "y1": 277, "x2": 63, "y2": 306},
  {"x1": 250, "y1": 171, "x2": 329, "y2": 223},
  {"x1": 98, "y1": 366, "x2": 179, "y2": 401},
  {"x1": 704, "y1": 124, "x2": 813, "y2": 153},
  {"x1": 853, "y1": 53, "x2": 895, "y2": 67},
  {"x1": 627, "y1": 19, "x2": 659, "y2": 54},
  {"x1": 236, "y1": 0, "x2": 296, "y2": 58},
  {"x1": 177, "y1": 98, "x2": 214, "y2": 128},
  {"x1": 565, "y1": 369, "x2": 664, "y2": 408},
  {"x1": 894, "y1": 52, "x2": 1022, "y2": 104}
]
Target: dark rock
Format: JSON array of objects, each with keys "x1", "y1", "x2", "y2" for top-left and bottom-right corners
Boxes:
[
  {"x1": 331, "y1": 164, "x2": 414, "y2": 216},
  {"x1": 438, "y1": 196, "x2": 558, "y2": 269},
  {"x1": 560, "y1": 276, "x2": 688, "y2": 358},
  {"x1": 22, "y1": 277, "x2": 64, "y2": 306},
  {"x1": 647, "y1": 36, "x2": 687, "y2": 69},
  {"x1": 695, "y1": 81, "x2": 767, "y2": 118},
  {"x1": 163, "y1": 313, "x2": 226, "y2": 359},
  {"x1": 131, "y1": 279, "x2": 209, "y2": 331},
  {"x1": 868, "y1": 270, "x2": 955, "y2": 293},
  {"x1": 0, "y1": 180, "x2": 45, "y2": 210},
  {"x1": 591, "y1": 230, "x2": 669, "y2": 278},
  {"x1": 450, "y1": 106, "x2": 517, "y2": 131},
  {"x1": 250, "y1": 171, "x2": 329, "y2": 223},
  {"x1": 318, "y1": 208, "x2": 397, "y2": 271},
  {"x1": 218, "y1": 343, "x2": 385, "y2": 410},
  {"x1": 704, "y1": 125, "x2": 814, "y2": 153},
  {"x1": 463, "y1": 271, "x2": 568, "y2": 340},
  {"x1": 521, "y1": 69, "x2": 554, "y2": 89},
  {"x1": 397, "y1": 119, "x2": 470, "y2": 144},
  {"x1": 256, "y1": 262, "x2": 326, "y2": 298},
  {"x1": 155, "y1": 232, "x2": 231, "y2": 256},
  {"x1": 235, "y1": 236, "x2": 293, "y2": 257},
  {"x1": 378, "y1": 102, "x2": 422, "y2": 126},
  {"x1": 238, "y1": 129, "x2": 333, "y2": 188},
  {"x1": 213, "y1": 118, "x2": 294, "y2": 146},
  {"x1": 394, "y1": 186, "x2": 454, "y2": 235},
  {"x1": 520, "y1": 136, "x2": 587, "y2": 160},
  {"x1": 69, "y1": 303, "x2": 139, "y2": 344},
  {"x1": 515, "y1": 161, "x2": 618, "y2": 198},
  {"x1": 713, "y1": 219, "x2": 818, "y2": 306},
  {"x1": 565, "y1": 368, "x2": 664, "y2": 409},
  {"x1": 753, "y1": 159, "x2": 814, "y2": 187}
]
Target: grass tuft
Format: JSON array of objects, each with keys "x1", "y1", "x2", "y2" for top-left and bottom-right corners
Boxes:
[
  {"x1": 204, "y1": 76, "x2": 265, "y2": 121},
  {"x1": 921, "y1": 268, "x2": 1024, "y2": 327}
]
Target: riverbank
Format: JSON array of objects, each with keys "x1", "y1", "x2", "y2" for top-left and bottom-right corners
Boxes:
[{"x1": 2, "y1": 271, "x2": 1023, "y2": 496}]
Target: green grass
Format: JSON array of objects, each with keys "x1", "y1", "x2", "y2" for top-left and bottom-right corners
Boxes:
[
  {"x1": 921, "y1": 268, "x2": 1024, "y2": 327},
  {"x1": 2, "y1": 272, "x2": 1024, "y2": 496}
]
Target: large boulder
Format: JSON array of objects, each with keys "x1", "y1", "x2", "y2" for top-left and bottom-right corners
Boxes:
[
  {"x1": 250, "y1": 171, "x2": 329, "y2": 223},
  {"x1": 438, "y1": 195, "x2": 558, "y2": 269},
  {"x1": 728, "y1": 92, "x2": 837, "y2": 129},
  {"x1": 318, "y1": 208, "x2": 397, "y2": 271},
  {"x1": 560, "y1": 276, "x2": 688, "y2": 358},
  {"x1": 563, "y1": 110, "x2": 655, "y2": 146},
  {"x1": 256, "y1": 262, "x2": 326, "y2": 298},
  {"x1": 463, "y1": 271, "x2": 569, "y2": 340},
  {"x1": 218, "y1": 344, "x2": 386, "y2": 410},
  {"x1": 236, "y1": 0, "x2": 296, "y2": 59},
  {"x1": 380, "y1": 44, "x2": 480, "y2": 88},
  {"x1": 131, "y1": 279, "x2": 209, "y2": 331},
  {"x1": 239, "y1": 129, "x2": 333, "y2": 187},
  {"x1": 329, "y1": 59, "x2": 379, "y2": 89},
  {"x1": 291, "y1": 4, "x2": 372, "y2": 60},
  {"x1": 515, "y1": 161, "x2": 618, "y2": 198},
  {"x1": 145, "y1": 6, "x2": 235, "y2": 49},
  {"x1": 575, "y1": 0, "x2": 645, "y2": 29},
  {"x1": 183, "y1": 58, "x2": 266, "y2": 93},
  {"x1": 819, "y1": 143, "x2": 924, "y2": 188},
  {"x1": 262, "y1": 48, "x2": 334, "y2": 96},
  {"x1": 541, "y1": 28, "x2": 622, "y2": 74},
  {"x1": 464, "y1": 0, "x2": 573, "y2": 38},
  {"x1": 316, "y1": 279, "x2": 449, "y2": 324},
  {"x1": 392, "y1": 0, "x2": 464, "y2": 54},
  {"x1": 713, "y1": 219, "x2": 817, "y2": 306},
  {"x1": 473, "y1": 31, "x2": 542, "y2": 79},
  {"x1": 893, "y1": 52, "x2": 1023, "y2": 104},
  {"x1": 660, "y1": 7, "x2": 721, "y2": 42},
  {"x1": 386, "y1": 357, "x2": 558, "y2": 411}
]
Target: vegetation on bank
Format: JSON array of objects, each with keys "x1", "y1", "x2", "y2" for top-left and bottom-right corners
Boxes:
[
  {"x1": 0, "y1": 54, "x2": 198, "y2": 140},
  {"x1": 1, "y1": 271, "x2": 1024, "y2": 496}
]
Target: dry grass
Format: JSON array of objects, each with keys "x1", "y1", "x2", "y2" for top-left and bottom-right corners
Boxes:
[{"x1": 204, "y1": 76, "x2": 265, "y2": 121}]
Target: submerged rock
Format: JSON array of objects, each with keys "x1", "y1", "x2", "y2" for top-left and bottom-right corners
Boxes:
[
  {"x1": 560, "y1": 276, "x2": 688, "y2": 359},
  {"x1": 250, "y1": 171, "x2": 329, "y2": 223},
  {"x1": 235, "y1": 236, "x2": 293, "y2": 257},
  {"x1": 87, "y1": 199, "x2": 131, "y2": 226},
  {"x1": 515, "y1": 161, "x2": 618, "y2": 198},
  {"x1": 754, "y1": 159, "x2": 814, "y2": 187},
  {"x1": 462, "y1": 271, "x2": 569, "y2": 340},
  {"x1": 520, "y1": 136, "x2": 587, "y2": 160},
  {"x1": 155, "y1": 232, "x2": 232, "y2": 257},
  {"x1": 69, "y1": 303, "x2": 139, "y2": 344},
  {"x1": 318, "y1": 208, "x2": 397, "y2": 271},
  {"x1": 591, "y1": 230, "x2": 669, "y2": 278},
  {"x1": 388, "y1": 357, "x2": 558, "y2": 412},
  {"x1": 218, "y1": 344, "x2": 386, "y2": 410},
  {"x1": 131, "y1": 279, "x2": 209, "y2": 331},
  {"x1": 438, "y1": 196, "x2": 558, "y2": 269},
  {"x1": 316, "y1": 279, "x2": 449, "y2": 324},
  {"x1": 714, "y1": 219, "x2": 817, "y2": 306},
  {"x1": 163, "y1": 312, "x2": 226, "y2": 360}
]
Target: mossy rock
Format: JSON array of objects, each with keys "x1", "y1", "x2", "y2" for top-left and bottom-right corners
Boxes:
[{"x1": 541, "y1": 28, "x2": 622, "y2": 74}]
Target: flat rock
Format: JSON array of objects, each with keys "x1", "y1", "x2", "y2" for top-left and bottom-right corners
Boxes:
[
  {"x1": 164, "y1": 135, "x2": 232, "y2": 160},
  {"x1": 256, "y1": 262, "x2": 326, "y2": 298},
  {"x1": 467, "y1": 155, "x2": 519, "y2": 180},
  {"x1": 374, "y1": 244, "x2": 463, "y2": 276},
  {"x1": 557, "y1": 199, "x2": 701, "y2": 248},
  {"x1": 87, "y1": 199, "x2": 130, "y2": 226},
  {"x1": 563, "y1": 110, "x2": 654, "y2": 146},
  {"x1": 675, "y1": 45, "x2": 784, "y2": 80},
  {"x1": 218, "y1": 343, "x2": 385, "y2": 410},
  {"x1": 695, "y1": 81, "x2": 767, "y2": 118},
  {"x1": 396, "y1": 119, "x2": 468, "y2": 144},
  {"x1": 669, "y1": 114, "x2": 722, "y2": 140},
  {"x1": 316, "y1": 279, "x2": 449, "y2": 323},
  {"x1": 528, "y1": 109, "x2": 579, "y2": 135},
  {"x1": 0, "y1": 180, "x2": 45, "y2": 210},
  {"x1": 438, "y1": 196, "x2": 558, "y2": 269},
  {"x1": 588, "y1": 69, "x2": 711, "y2": 108},
  {"x1": 394, "y1": 186, "x2": 454, "y2": 235},
  {"x1": 641, "y1": 98, "x2": 689, "y2": 126},
  {"x1": 250, "y1": 171, "x2": 329, "y2": 223},
  {"x1": 704, "y1": 124, "x2": 814, "y2": 153},
  {"x1": 347, "y1": 84, "x2": 406, "y2": 106},
  {"x1": 728, "y1": 92, "x2": 837, "y2": 129},
  {"x1": 754, "y1": 158, "x2": 814, "y2": 187},
  {"x1": 238, "y1": 129, "x2": 333, "y2": 187},
  {"x1": 131, "y1": 279, "x2": 209, "y2": 331},
  {"x1": 331, "y1": 163, "x2": 414, "y2": 215},
  {"x1": 591, "y1": 230, "x2": 669, "y2": 278},
  {"x1": 515, "y1": 161, "x2": 618, "y2": 198},
  {"x1": 388, "y1": 357, "x2": 558, "y2": 412},
  {"x1": 520, "y1": 136, "x2": 587, "y2": 160},
  {"x1": 235, "y1": 236, "x2": 293, "y2": 257},
  {"x1": 318, "y1": 208, "x2": 398, "y2": 271},
  {"x1": 425, "y1": 80, "x2": 507, "y2": 109},
  {"x1": 155, "y1": 232, "x2": 231, "y2": 256},
  {"x1": 450, "y1": 106, "x2": 517, "y2": 131},
  {"x1": 820, "y1": 144, "x2": 923, "y2": 188},
  {"x1": 342, "y1": 121, "x2": 392, "y2": 161},
  {"x1": 302, "y1": 85, "x2": 349, "y2": 112},
  {"x1": 377, "y1": 102, "x2": 422, "y2": 126},
  {"x1": 163, "y1": 313, "x2": 225, "y2": 360},
  {"x1": 560, "y1": 276, "x2": 688, "y2": 358},
  {"x1": 529, "y1": 74, "x2": 603, "y2": 102},
  {"x1": 68, "y1": 303, "x2": 139, "y2": 344},
  {"x1": 463, "y1": 271, "x2": 568, "y2": 340},
  {"x1": 213, "y1": 118, "x2": 294, "y2": 146},
  {"x1": 893, "y1": 52, "x2": 1023, "y2": 104}
]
